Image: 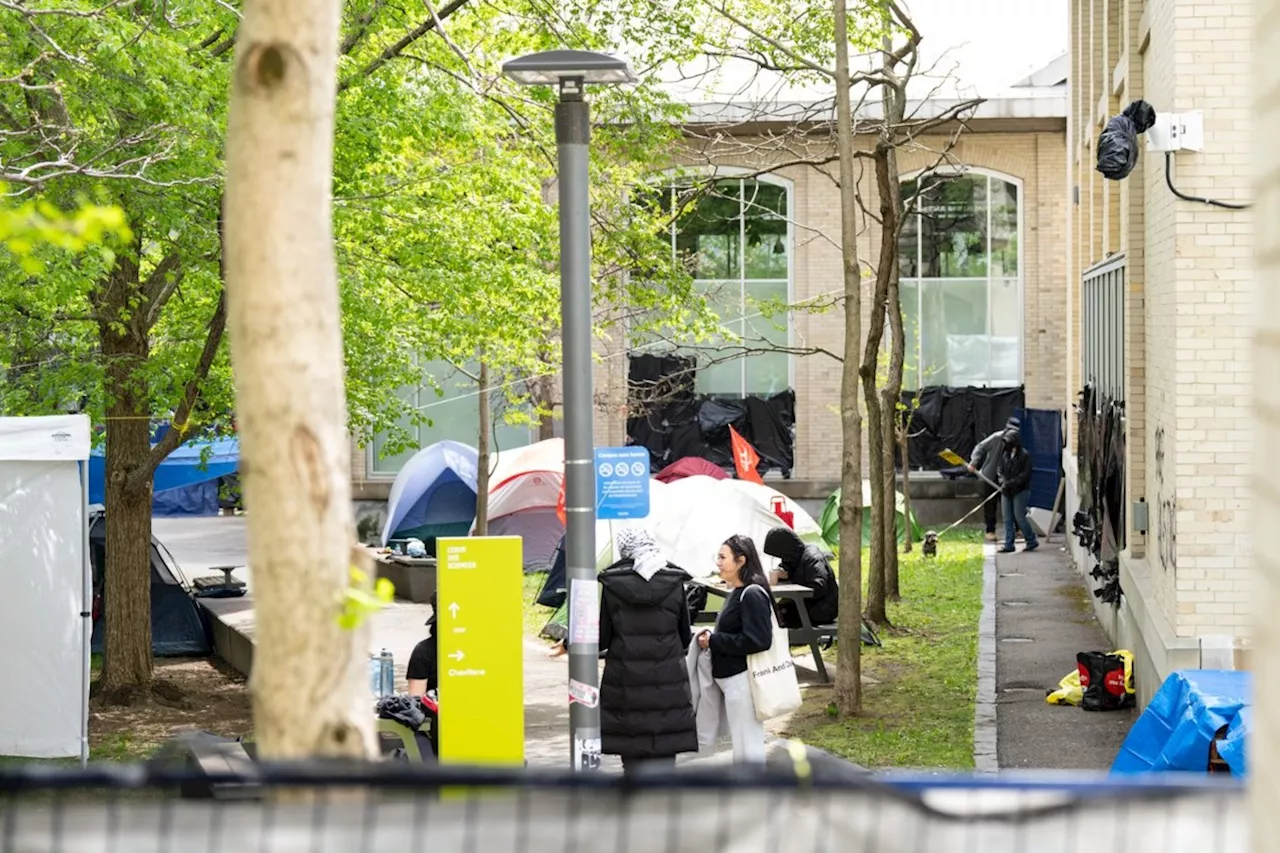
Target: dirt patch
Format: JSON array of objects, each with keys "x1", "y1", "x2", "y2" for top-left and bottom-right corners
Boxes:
[{"x1": 90, "y1": 658, "x2": 252, "y2": 759}]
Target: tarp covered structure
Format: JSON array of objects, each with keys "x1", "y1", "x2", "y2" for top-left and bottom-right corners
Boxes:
[
  {"x1": 482, "y1": 439, "x2": 564, "y2": 571},
  {"x1": 381, "y1": 441, "x2": 478, "y2": 549},
  {"x1": 88, "y1": 436, "x2": 240, "y2": 517},
  {"x1": 0, "y1": 415, "x2": 92, "y2": 759},
  {"x1": 1112, "y1": 669, "x2": 1250, "y2": 778},
  {"x1": 654, "y1": 456, "x2": 727, "y2": 483},
  {"x1": 88, "y1": 509, "x2": 211, "y2": 656},
  {"x1": 819, "y1": 483, "x2": 923, "y2": 551}
]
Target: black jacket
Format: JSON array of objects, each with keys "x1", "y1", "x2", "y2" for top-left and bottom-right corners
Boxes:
[
  {"x1": 709, "y1": 584, "x2": 774, "y2": 679},
  {"x1": 763, "y1": 528, "x2": 839, "y2": 625},
  {"x1": 598, "y1": 559, "x2": 698, "y2": 759},
  {"x1": 997, "y1": 444, "x2": 1034, "y2": 494}
]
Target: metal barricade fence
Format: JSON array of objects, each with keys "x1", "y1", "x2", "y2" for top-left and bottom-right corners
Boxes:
[{"x1": 0, "y1": 761, "x2": 1246, "y2": 853}]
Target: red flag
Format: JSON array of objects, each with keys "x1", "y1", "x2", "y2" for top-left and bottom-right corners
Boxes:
[
  {"x1": 729, "y1": 426, "x2": 764, "y2": 484},
  {"x1": 555, "y1": 477, "x2": 566, "y2": 525}
]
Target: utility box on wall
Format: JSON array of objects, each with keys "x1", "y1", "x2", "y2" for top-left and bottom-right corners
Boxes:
[{"x1": 1146, "y1": 110, "x2": 1204, "y2": 152}]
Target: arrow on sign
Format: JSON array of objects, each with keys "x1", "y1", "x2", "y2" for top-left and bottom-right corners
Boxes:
[
  {"x1": 448, "y1": 602, "x2": 460, "y2": 618},
  {"x1": 448, "y1": 650, "x2": 465, "y2": 662}
]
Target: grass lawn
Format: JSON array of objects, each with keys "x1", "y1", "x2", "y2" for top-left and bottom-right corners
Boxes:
[{"x1": 782, "y1": 527, "x2": 985, "y2": 770}]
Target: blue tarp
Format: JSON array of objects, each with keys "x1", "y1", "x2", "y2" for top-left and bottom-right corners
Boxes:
[
  {"x1": 1111, "y1": 669, "x2": 1250, "y2": 778},
  {"x1": 381, "y1": 440, "x2": 479, "y2": 547},
  {"x1": 1013, "y1": 407, "x2": 1063, "y2": 511},
  {"x1": 88, "y1": 437, "x2": 239, "y2": 509}
]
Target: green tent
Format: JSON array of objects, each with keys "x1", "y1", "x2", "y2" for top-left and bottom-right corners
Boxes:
[{"x1": 820, "y1": 482, "x2": 923, "y2": 551}]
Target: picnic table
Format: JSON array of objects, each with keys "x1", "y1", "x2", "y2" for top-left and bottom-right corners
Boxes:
[{"x1": 688, "y1": 577, "x2": 834, "y2": 684}]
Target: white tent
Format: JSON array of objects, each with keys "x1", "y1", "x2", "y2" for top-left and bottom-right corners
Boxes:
[{"x1": 0, "y1": 415, "x2": 91, "y2": 760}]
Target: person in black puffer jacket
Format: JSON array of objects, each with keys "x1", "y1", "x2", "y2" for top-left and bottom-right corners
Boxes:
[
  {"x1": 997, "y1": 426, "x2": 1038, "y2": 554},
  {"x1": 598, "y1": 526, "x2": 698, "y2": 771},
  {"x1": 762, "y1": 527, "x2": 839, "y2": 629}
]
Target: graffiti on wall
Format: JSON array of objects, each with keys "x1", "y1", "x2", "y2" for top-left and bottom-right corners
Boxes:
[
  {"x1": 1158, "y1": 493, "x2": 1177, "y2": 574},
  {"x1": 1154, "y1": 426, "x2": 1165, "y2": 485}
]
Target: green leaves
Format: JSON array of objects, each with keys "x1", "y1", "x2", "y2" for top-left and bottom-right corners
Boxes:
[{"x1": 337, "y1": 566, "x2": 396, "y2": 631}]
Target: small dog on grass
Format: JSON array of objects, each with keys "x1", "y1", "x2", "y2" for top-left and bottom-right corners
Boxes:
[{"x1": 922, "y1": 531, "x2": 939, "y2": 558}]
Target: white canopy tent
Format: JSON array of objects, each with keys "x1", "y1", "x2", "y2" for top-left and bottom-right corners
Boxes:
[{"x1": 0, "y1": 415, "x2": 91, "y2": 760}]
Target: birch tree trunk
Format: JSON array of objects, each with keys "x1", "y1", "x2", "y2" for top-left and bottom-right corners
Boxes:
[
  {"x1": 833, "y1": 0, "x2": 863, "y2": 716},
  {"x1": 222, "y1": 0, "x2": 373, "y2": 759}
]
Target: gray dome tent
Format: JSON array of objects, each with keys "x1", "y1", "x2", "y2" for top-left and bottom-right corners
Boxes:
[{"x1": 88, "y1": 509, "x2": 212, "y2": 657}]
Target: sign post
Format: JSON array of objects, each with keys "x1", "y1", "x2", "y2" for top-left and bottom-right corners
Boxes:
[
  {"x1": 594, "y1": 446, "x2": 651, "y2": 521},
  {"x1": 436, "y1": 536, "x2": 524, "y2": 766}
]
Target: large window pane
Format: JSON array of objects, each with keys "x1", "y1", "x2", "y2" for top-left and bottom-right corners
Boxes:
[
  {"x1": 988, "y1": 278, "x2": 1021, "y2": 386},
  {"x1": 369, "y1": 361, "x2": 533, "y2": 475},
  {"x1": 920, "y1": 279, "x2": 988, "y2": 387},
  {"x1": 990, "y1": 179, "x2": 1019, "y2": 276},
  {"x1": 742, "y1": 181, "x2": 788, "y2": 279},
  {"x1": 675, "y1": 182, "x2": 741, "y2": 280},
  {"x1": 918, "y1": 176, "x2": 987, "y2": 278},
  {"x1": 743, "y1": 278, "x2": 790, "y2": 395},
  {"x1": 899, "y1": 279, "x2": 922, "y2": 390}
]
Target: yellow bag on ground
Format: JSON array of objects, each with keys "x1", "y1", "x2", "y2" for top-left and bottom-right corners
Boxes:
[{"x1": 1046, "y1": 670, "x2": 1083, "y2": 706}]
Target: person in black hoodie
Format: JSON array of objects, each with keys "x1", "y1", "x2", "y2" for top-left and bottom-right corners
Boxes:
[
  {"x1": 997, "y1": 426, "x2": 1039, "y2": 553},
  {"x1": 598, "y1": 526, "x2": 698, "y2": 771},
  {"x1": 762, "y1": 527, "x2": 839, "y2": 628},
  {"x1": 695, "y1": 533, "x2": 775, "y2": 764}
]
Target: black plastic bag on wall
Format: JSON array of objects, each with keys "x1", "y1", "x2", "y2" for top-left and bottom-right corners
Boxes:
[{"x1": 1096, "y1": 99, "x2": 1157, "y2": 180}]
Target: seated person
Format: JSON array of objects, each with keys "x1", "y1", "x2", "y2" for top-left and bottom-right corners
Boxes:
[
  {"x1": 762, "y1": 527, "x2": 839, "y2": 629},
  {"x1": 405, "y1": 593, "x2": 439, "y2": 757}
]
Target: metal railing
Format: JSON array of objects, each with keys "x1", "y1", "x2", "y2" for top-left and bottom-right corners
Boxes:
[
  {"x1": 1082, "y1": 253, "x2": 1126, "y2": 403},
  {"x1": 0, "y1": 760, "x2": 1246, "y2": 853}
]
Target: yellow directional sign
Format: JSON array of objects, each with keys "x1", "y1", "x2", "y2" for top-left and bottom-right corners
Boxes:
[{"x1": 436, "y1": 536, "x2": 524, "y2": 766}]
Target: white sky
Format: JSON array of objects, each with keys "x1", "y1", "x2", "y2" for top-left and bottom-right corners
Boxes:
[{"x1": 656, "y1": 0, "x2": 1068, "y2": 103}]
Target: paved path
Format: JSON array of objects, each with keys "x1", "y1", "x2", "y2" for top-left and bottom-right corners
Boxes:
[
  {"x1": 992, "y1": 540, "x2": 1135, "y2": 770},
  {"x1": 155, "y1": 517, "x2": 810, "y2": 770}
]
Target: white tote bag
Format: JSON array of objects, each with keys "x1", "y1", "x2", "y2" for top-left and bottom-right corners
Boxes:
[{"x1": 743, "y1": 586, "x2": 803, "y2": 721}]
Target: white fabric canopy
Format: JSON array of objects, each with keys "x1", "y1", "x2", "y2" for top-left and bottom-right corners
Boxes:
[{"x1": 0, "y1": 415, "x2": 91, "y2": 759}]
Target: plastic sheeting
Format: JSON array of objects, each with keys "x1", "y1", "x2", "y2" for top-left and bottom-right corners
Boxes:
[
  {"x1": 88, "y1": 437, "x2": 239, "y2": 506},
  {"x1": 1013, "y1": 408, "x2": 1064, "y2": 511},
  {"x1": 0, "y1": 415, "x2": 91, "y2": 759},
  {"x1": 903, "y1": 386, "x2": 1025, "y2": 470},
  {"x1": 1111, "y1": 669, "x2": 1250, "y2": 777}
]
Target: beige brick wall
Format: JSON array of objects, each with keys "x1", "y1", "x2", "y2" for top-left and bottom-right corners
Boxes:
[
  {"x1": 1068, "y1": 0, "x2": 1254, "y2": 642},
  {"x1": 354, "y1": 122, "x2": 1070, "y2": 487},
  {"x1": 1254, "y1": 0, "x2": 1280, "y2": 821}
]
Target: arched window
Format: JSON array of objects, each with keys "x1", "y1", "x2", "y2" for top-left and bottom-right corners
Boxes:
[
  {"x1": 898, "y1": 170, "x2": 1022, "y2": 389},
  {"x1": 638, "y1": 174, "x2": 793, "y2": 397}
]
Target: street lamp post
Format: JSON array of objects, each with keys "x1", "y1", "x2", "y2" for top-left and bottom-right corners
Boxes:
[{"x1": 502, "y1": 49, "x2": 636, "y2": 772}]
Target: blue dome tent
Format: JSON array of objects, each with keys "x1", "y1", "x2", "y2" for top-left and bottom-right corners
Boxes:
[
  {"x1": 88, "y1": 436, "x2": 239, "y2": 517},
  {"x1": 381, "y1": 441, "x2": 479, "y2": 550}
]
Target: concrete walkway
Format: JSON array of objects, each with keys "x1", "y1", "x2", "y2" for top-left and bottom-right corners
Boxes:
[
  {"x1": 991, "y1": 540, "x2": 1136, "y2": 770},
  {"x1": 156, "y1": 517, "x2": 808, "y2": 770}
]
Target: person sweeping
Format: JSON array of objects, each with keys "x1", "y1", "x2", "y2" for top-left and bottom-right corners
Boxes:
[{"x1": 997, "y1": 424, "x2": 1038, "y2": 554}]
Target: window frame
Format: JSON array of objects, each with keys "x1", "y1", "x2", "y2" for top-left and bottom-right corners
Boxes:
[
  {"x1": 898, "y1": 166, "x2": 1026, "y2": 390},
  {"x1": 635, "y1": 167, "x2": 796, "y2": 398}
]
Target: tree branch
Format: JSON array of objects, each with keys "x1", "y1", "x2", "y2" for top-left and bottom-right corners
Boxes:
[
  {"x1": 337, "y1": 0, "x2": 470, "y2": 92},
  {"x1": 141, "y1": 252, "x2": 183, "y2": 329},
  {"x1": 130, "y1": 287, "x2": 226, "y2": 489}
]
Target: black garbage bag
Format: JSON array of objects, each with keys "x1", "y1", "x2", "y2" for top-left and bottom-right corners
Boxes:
[
  {"x1": 1076, "y1": 650, "x2": 1135, "y2": 711},
  {"x1": 1097, "y1": 99, "x2": 1157, "y2": 180}
]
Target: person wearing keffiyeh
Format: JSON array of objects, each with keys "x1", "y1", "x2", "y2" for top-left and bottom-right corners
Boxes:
[{"x1": 598, "y1": 525, "x2": 698, "y2": 771}]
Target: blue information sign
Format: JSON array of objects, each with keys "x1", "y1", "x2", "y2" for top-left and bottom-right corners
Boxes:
[{"x1": 593, "y1": 447, "x2": 651, "y2": 520}]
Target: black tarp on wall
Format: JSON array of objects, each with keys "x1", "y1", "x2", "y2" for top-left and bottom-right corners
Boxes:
[
  {"x1": 626, "y1": 355, "x2": 796, "y2": 477},
  {"x1": 902, "y1": 385, "x2": 1026, "y2": 470}
]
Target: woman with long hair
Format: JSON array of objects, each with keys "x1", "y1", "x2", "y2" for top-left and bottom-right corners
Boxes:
[{"x1": 695, "y1": 533, "x2": 775, "y2": 763}]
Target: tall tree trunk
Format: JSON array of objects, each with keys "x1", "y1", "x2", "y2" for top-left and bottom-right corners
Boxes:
[
  {"x1": 899, "y1": 411, "x2": 913, "y2": 553},
  {"x1": 833, "y1": 0, "x2": 863, "y2": 716},
  {"x1": 96, "y1": 257, "x2": 155, "y2": 699},
  {"x1": 223, "y1": 0, "x2": 371, "y2": 759},
  {"x1": 879, "y1": 391, "x2": 899, "y2": 599},
  {"x1": 475, "y1": 360, "x2": 491, "y2": 536},
  {"x1": 879, "y1": 55, "x2": 908, "y2": 600},
  {"x1": 860, "y1": 145, "x2": 894, "y2": 627}
]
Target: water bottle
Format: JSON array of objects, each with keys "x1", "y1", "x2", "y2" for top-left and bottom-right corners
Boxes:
[
  {"x1": 369, "y1": 652, "x2": 384, "y2": 698},
  {"x1": 379, "y1": 649, "x2": 395, "y2": 697}
]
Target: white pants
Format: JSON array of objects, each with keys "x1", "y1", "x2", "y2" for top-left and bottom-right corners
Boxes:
[{"x1": 714, "y1": 671, "x2": 766, "y2": 764}]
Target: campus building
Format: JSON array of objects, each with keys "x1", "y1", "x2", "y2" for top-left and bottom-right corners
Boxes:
[
  {"x1": 351, "y1": 58, "x2": 1072, "y2": 523},
  {"x1": 1065, "y1": 0, "x2": 1254, "y2": 704}
]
